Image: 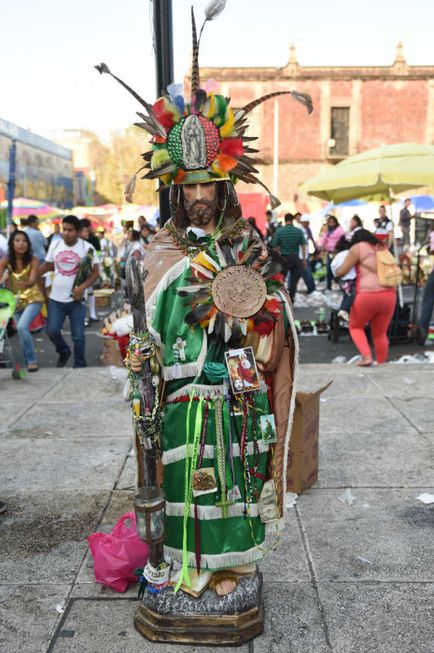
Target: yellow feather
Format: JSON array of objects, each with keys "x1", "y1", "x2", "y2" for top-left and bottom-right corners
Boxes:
[
  {"x1": 204, "y1": 93, "x2": 216, "y2": 119},
  {"x1": 219, "y1": 108, "x2": 235, "y2": 138}
]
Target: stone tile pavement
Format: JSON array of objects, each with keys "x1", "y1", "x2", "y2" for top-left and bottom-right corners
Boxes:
[{"x1": 0, "y1": 364, "x2": 433, "y2": 653}]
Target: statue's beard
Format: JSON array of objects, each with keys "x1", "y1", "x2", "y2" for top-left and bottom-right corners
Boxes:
[{"x1": 184, "y1": 197, "x2": 217, "y2": 227}]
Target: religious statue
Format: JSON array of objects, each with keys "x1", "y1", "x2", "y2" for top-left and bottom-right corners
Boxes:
[{"x1": 96, "y1": 0, "x2": 312, "y2": 644}]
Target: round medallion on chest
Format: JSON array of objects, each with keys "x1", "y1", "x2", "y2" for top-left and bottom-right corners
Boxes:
[{"x1": 211, "y1": 266, "x2": 267, "y2": 318}]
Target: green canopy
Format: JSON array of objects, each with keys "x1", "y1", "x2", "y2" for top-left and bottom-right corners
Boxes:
[{"x1": 300, "y1": 143, "x2": 434, "y2": 203}]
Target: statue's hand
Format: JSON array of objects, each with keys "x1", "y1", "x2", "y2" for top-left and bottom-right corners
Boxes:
[{"x1": 130, "y1": 353, "x2": 143, "y2": 373}]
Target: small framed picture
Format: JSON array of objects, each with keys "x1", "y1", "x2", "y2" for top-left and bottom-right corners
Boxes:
[
  {"x1": 225, "y1": 346, "x2": 261, "y2": 395},
  {"x1": 260, "y1": 414, "x2": 277, "y2": 443},
  {"x1": 192, "y1": 467, "x2": 217, "y2": 497}
]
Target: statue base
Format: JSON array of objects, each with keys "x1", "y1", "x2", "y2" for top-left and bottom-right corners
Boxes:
[{"x1": 134, "y1": 572, "x2": 264, "y2": 646}]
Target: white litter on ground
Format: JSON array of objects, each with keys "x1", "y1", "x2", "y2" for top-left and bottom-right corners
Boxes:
[
  {"x1": 286, "y1": 492, "x2": 298, "y2": 508},
  {"x1": 332, "y1": 356, "x2": 347, "y2": 364},
  {"x1": 391, "y1": 352, "x2": 434, "y2": 364},
  {"x1": 416, "y1": 493, "x2": 434, "y2": 505},
  {"x1": 338, "y1": 488, "x2": 357, "y2": 506}
]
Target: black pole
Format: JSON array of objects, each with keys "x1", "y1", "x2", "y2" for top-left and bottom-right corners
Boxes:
[
  {"x1": 152, "y1": 0, "x2": 174, "y2": 227},
  {"x1": 7, "y1": 139, "x2": 17, "y2": 228}
]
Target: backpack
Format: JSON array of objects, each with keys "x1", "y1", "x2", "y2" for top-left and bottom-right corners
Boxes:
[{"x1": 376, "y1": 248, "x2": 402, "y2": 287}]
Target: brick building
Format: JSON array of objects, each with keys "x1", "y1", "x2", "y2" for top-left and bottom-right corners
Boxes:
[{"x1": 198, "y1": 43, "x2": 434, "y2": 205}]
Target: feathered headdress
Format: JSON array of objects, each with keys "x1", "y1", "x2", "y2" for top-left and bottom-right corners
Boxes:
[{"x1": 95, "y1": 0, "x2": 313, "y2": 208}]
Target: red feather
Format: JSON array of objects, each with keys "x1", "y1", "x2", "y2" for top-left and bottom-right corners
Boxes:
[
  {"x1": 152, "y1": 98, "x2": 176, "y2": 129},
  {"x1": 220, "y1": 137, "x2": 244, "y2": 158}
]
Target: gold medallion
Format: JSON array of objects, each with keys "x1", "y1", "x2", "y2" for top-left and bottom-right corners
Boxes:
[{"x1": 212, "y1": 266, "x2": 267, "y2": 318}]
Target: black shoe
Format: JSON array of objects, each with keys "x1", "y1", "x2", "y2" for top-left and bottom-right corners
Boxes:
[
  {"x1": 89, "y1": 317, "x2": 99, "y2": 323},
  {"x1": 84, "y1": 319, "x2": 90, "y2": 328},
  {"x1": 57, "y1": 351, "x2": 71, "y2": 368},
  {"x1": 0, "y1": 501, "x2": 7, "y2": 514}
]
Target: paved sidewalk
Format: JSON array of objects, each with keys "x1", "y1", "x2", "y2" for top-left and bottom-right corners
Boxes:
[{"x1": 0, "y1": 365, "x2": 433, "y2": 653}]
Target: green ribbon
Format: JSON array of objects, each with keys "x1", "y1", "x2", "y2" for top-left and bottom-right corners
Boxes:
[
  {"x1": 174, "y1": 394, "x2": 204, "y2": 593},
  {"x1": 203, "y1": 362, "x2": 229, "y2": 384}
]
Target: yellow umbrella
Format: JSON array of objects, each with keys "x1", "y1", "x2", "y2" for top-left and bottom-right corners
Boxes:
[{"x1": 299, "y1": 143, "x2": 434, "y2": 203}]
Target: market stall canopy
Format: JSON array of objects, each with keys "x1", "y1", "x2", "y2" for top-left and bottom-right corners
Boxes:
[
  {"x1": 410, "y1": 194, "x2": 434, "y2": 212},
  {"x1": 299, "y1": 143, "x2": 434, "y2": 203},
  {"x1": 0, "y1": 197, "x2": 63, "y2": 219}
]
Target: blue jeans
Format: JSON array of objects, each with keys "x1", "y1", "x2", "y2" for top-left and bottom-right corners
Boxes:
[
  {"x1": 419, "y1": 270, "x2": 434, "y2": 331},
  {"x1": 47, "y1": 298, "x2": 87, "y2": 367},
  {"x1": 14, "y1": 302, "x2": 42, "y2": 366},
  {"x1": 299, "y1": 260, "x2": 316, "y2": 294}
]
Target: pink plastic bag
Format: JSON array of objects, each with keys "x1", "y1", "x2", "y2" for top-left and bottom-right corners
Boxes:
[{"x1": 88, "y1": 512, "x2": 149, "y2": 593}]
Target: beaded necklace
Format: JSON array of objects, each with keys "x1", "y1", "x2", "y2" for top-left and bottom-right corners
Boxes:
[{"x1": 165, "y1": 217, "x2": 245, "y2": 258}]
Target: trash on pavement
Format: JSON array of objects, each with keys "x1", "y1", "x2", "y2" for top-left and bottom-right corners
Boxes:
[
  {"x1": 338, "y1": 488, "x2": 357, "y2": 506},
  {"x1": 286, "y1": 492, "x2": 298, "y2": 508},
  {"x1": 416, "y1": 493, "x2": 434, "y2": 505}
]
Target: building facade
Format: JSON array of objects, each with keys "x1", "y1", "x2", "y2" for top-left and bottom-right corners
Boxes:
[
  {"x1": 0, "y1": 118, "x2": 73, "y2": 207},
  {"x1": 198, "y1": 44, "x2": 434, "y2": 204}
]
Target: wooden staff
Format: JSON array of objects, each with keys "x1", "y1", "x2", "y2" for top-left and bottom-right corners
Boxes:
[{"x1": 126, "y1": 257, "x2": 164, "y2": 567}]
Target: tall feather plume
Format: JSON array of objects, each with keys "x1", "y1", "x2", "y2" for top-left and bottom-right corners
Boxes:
[
  {"x1": 190, "y1": 7, "x2": 200, "y2": 98},
  {"x1": 198, "y1": 0, "x2": 227, "y2": 43},
  {"x1": 94, "y1": 63, "x2": 168, "y2": 139},
  {"x1": 95, "y1": 63, "x2": 150, "y2": 111},
  {"x1": 239, "y1": 90, "x2": 313, "y2": 117},
  {"x1": 124, "y1": 175, "x2": 136, "y2": 204}
]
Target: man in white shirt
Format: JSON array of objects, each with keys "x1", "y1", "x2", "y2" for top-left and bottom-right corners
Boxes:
[{"x1": 39, "y1": 215, "x2": 99, "y2": 368}]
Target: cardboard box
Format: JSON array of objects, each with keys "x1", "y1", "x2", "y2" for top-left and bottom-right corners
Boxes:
[{"x1": 286, "y1": 382, "x2": 332, "y2": 494}]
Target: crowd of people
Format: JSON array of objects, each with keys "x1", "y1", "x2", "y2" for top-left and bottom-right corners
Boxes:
[
  {"x1": 0, "y1": 205, "x2": 433, "y2": 371},
  {"x1": 265, "y1": 203, "x2": 434, "y2": 365},
  {"x1": 0, "y1": 213, "x2": 157, "y2": 371}
]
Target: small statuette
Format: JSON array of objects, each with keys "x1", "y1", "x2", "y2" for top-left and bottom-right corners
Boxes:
[{"x1": 172, "y1": 337, "x2": 187, "y2": 362}]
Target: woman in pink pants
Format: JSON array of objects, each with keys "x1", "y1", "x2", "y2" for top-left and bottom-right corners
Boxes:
[{"x1": 336, "y1": 229, "x2": 396, "y2": 366}]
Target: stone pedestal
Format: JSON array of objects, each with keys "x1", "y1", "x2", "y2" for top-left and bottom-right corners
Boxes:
[{"x1": 134, "y1": 572, "x2": 264, "y2": 646}]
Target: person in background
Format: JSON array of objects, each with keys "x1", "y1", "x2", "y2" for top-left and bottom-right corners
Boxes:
[
  {"x1": 24, "y1": 215, "x2": 47, "y2": 262},
  {"x1": 265, "y1": 209, "x2": 279, "y2": 245},
  {"x1": 320, "y1": 215, "x2": 345, "y2": 290},
  {"x1": 0, "y1": 231, "x2": 8, "y2": 259},
  {"x1": 128, "y1": 229, "x2": 146, "y2": 261},
  {"x1": 347, "y1": 214, "x2": 363, "y2": 240},
  {"x1": 399, "y1": 198, "x2": 413, "y2": 248},
  {"x1": 0, "y1": 230, "x2": 44, "y2": 371},
  {"x1": 40, "y1": 215, "x2": 99, "y2": 368},
  {"x1": 138, "y1": 215, "x2": 147, "y2": 231},
  {"x1": 271, "y1": 213, "x2": 307, "y2": 302},
  {"x1": 79, "y1": 218, "x2": 101, "y2": 252},
  {"x1": 375, "y1": 205, "x2": 394, "y2": 249},
  {"x1": 79, "y1": 220, "x2": 99, "y2": 326},
  {"x1": 336, "y1": 229, "x2": 396, "y2": 366},
  {"x1": 47, "y1": 222, "x2": 63, "y2": 248},
  {"x1": 140, "y1": 223, "x2": 155, "y2": 248},
  {"x1": 297, "y1": 215, "x2": 316, "y2": 294},
  {"x1": 417, "y1": 225, "x2": 434, "y2": 345},
  {"x1": 331, "y1": 235, "x2": 356, "y2": 321},
  {"x1": 247, "y1": 216, "x2": 263, "y2": 239}
]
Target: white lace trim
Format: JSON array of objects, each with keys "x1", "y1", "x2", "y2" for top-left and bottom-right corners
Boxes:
[
  {"x1": 162, "y1": 439, "x2": 270, "y2": 465},
  {"x1": 165, "y1": 501, "x2": 260, "y2": 520}
]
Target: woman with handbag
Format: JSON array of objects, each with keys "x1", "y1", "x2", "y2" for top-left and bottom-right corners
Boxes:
[
  {"x1": 0, "y1": 230, "x2": 44, "y2": 372},
  {"x1": 336, "y1": 229, "x2": 399, "y2": 366}
]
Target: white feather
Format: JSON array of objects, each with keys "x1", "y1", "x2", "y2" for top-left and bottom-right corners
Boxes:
[
  {"x1": 191, "y1": 263, "x2": 214, "y2": 279},
  {"x1": 208, "y1": 312, "x2": 217, "y2": 334},
  {"x1": 204, "y1": 0, "x2": 226, "y2": 21}
]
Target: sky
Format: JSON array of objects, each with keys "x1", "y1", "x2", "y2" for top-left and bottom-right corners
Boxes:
[{"x1": 1, "y1": 0, "x2": 434, "y2": 141}]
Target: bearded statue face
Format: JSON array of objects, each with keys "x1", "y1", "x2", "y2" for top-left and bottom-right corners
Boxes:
[{"x1": 182, "y1": 182, "x2": 218, "y2": 228}]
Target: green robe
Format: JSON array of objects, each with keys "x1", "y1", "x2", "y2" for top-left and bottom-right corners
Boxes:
[{"x1": 149, "y1": 260, "x2": 274, "y2": 570}]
